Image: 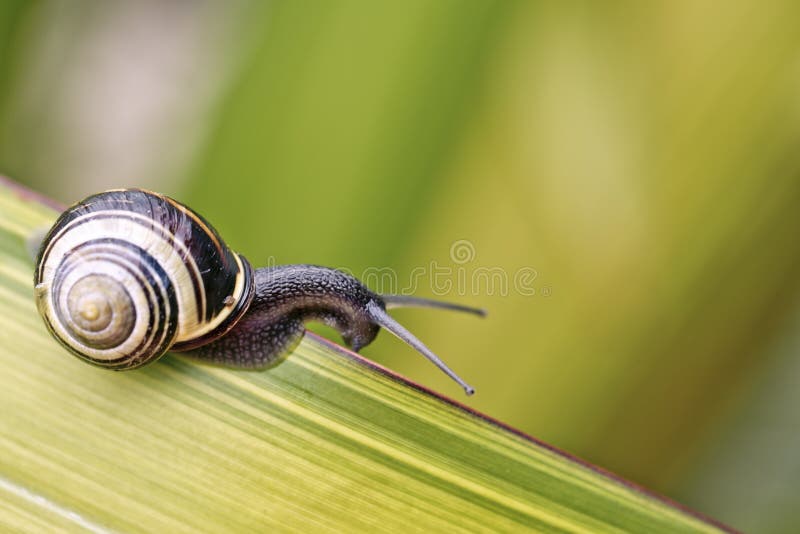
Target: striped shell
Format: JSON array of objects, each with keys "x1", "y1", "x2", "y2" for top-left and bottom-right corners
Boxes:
[{"x1": 34, "y1": 189, "x2": 254, "y2": 369}]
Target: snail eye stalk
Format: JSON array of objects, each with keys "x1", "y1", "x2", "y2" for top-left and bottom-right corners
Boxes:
[{"x1": 367, "y1": 300, "x2": 477, "y2": 396}]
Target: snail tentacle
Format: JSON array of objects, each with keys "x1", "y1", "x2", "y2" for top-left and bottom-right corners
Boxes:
[{"x1": 381, "y1": 294, "x2": 487, "y2": 317}]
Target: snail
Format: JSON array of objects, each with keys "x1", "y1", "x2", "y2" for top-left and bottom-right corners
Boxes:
[{"x1": 33, "y1": 189, "x2": 483, "y2": 395}]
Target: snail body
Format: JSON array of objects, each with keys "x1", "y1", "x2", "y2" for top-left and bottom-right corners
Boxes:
[{"x1": 34, "y1": 189, "x2": 482, "y2": 394}]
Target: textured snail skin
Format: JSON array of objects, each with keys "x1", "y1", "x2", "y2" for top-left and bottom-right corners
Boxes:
[{"x1": 181, "y1": 265, "x2": 382, "y2": 368}]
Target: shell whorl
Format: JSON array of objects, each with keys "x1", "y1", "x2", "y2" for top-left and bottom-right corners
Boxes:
[{"x1": 34, "y1": 189, "x2": 254, "y2": 369}]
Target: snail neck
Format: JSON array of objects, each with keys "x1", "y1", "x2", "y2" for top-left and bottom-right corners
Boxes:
[
  {"x1": 250, "y1": 264, "x2": 383, "y2": 351},
  {"x1": 180, "y1": 265, "x2": 382, "y2": 368}
]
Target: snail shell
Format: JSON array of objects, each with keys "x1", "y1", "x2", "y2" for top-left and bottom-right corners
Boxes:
[{"x1": 34, "y1": 189, "x2": 254, "y2": 369}]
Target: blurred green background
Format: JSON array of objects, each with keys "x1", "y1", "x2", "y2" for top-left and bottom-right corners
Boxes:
[{"x1": 2, "y1": 1, "x2": 799, "y2": 531}]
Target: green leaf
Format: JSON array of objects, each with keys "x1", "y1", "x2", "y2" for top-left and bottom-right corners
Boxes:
[{"x1": 0, "y1": 177, "x2": 728, "y2": 532}]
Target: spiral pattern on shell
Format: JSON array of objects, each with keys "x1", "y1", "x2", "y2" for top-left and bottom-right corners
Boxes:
[{"x1": 34, "y1": 189, "x2": 254, "y2": 369}]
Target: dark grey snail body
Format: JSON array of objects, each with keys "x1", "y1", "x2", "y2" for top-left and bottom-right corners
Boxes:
[{"x1": 34, "y1": 189, "x2": 482, "y2": 395}]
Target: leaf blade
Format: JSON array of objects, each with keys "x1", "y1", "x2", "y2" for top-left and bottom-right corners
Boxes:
[{"x1": 0, "y1": 178, "x2": 730, "y2": 533}]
